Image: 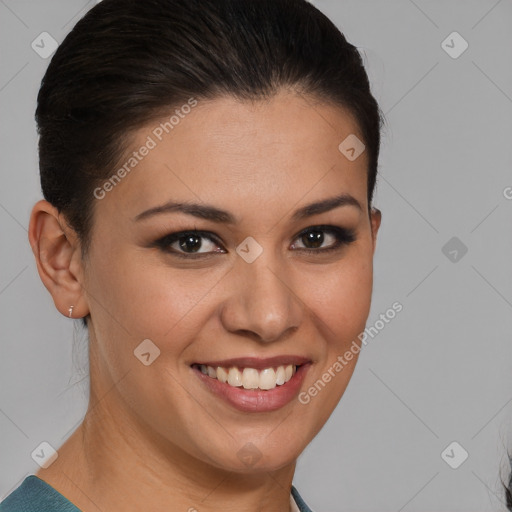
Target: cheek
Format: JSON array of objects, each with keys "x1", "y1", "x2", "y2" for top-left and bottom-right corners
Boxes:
[
  {"x1": 302, "y1": 249, "x2": 374, "y2": 346},
  {"x1": 293, "y1": 248, "x2": 373, "y2": 429},
  {"x1": 88, "y1": 247, "x2": 216, "y2": 341}
]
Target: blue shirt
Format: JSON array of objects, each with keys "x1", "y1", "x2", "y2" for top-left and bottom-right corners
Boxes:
[{"x1": 0, "y1": 475, "x2": 314, "y2": 511}]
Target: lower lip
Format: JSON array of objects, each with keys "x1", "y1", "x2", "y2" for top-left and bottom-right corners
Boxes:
[{"x1": 192, "y1": 364, "x2": 311, "y2": 412}]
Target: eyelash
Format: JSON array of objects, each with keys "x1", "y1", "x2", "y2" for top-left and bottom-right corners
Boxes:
[{"x1": 153, "y1": 225, "x2": 356, "y2": 259}]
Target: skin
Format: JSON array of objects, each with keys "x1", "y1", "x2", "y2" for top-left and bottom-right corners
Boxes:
[{"x1": 28, "y1": 88, "x2": 381, "y2": 512}]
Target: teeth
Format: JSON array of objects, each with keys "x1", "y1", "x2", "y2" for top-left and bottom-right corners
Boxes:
[
  {"x1": 196, "y1": 363, "x2": 297, "y2": 390},
  {"x1": 216, "y1": 366, "x2": 228, "y2": 383},
  {"x1": 227, "y1": 367, "x2": 243, "y2": 387},
  {"x1": 259, "y1": 368, "x2": 276, "y2": 390},
  {"x1": 242, "y1": 368, "x2": 260, "y2": 389},
  {"x1": 275, "y1": 366, "x2": 286, "y2": 385}
]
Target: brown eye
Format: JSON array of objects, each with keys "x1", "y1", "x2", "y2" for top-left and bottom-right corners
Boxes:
[
  {"x1": 177, "y1": 233, "x2": 204, "y2": 253},
  {"x1": 291, "y1": 225, "x2": 356, "y2": 254},
  {"x1": 155, "y1": 230, "x2": 226, "y2": 258},
  {"x1": 300, "y1": 230, "x2": 325, "y2": 249},
  {"x1": 153, "y1": 225, "x2": 356, "y2": 259}
]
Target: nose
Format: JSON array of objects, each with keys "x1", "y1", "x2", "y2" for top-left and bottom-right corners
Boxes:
[{"x1": 219, "y1": 253, "x2": 303, "y2": 344}]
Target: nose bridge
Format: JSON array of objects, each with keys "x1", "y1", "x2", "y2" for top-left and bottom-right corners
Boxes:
[{"x1": 220, "y1": 247, "x2": 303, "y2": 343}]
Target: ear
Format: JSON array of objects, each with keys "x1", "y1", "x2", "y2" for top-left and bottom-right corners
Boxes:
[
  {"x1": 28, "y1": 199, "x2": 89, "y2": 319},
  {"x1": 370, "y1": 207, "x2": 382, "y2": 255}
]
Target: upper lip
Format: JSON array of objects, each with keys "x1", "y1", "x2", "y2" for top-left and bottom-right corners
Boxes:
[{"x1": 192, "y1": 355, "x2": 311, "y2": 369}]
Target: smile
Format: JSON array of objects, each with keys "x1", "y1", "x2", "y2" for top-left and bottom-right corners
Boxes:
[
  {"x1": 190, "y1": 356, "x2": 312, "y2": 412},
  {"x1": 191, "y1": 363, "x2": 297, "y2": 391}
]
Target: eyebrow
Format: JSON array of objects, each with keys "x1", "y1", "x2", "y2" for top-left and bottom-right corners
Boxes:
[{"x1": 133, "y1": 193, "x2": 362, "y2": 224}]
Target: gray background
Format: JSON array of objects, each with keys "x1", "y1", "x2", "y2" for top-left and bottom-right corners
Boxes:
[{"x1": 1, "y1": 0, "x2": 512, "y2": 510}]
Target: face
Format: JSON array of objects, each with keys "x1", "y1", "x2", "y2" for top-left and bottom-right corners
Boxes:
[{"x1": 79, "y1": 89, "x2": 380, "y2": 473}]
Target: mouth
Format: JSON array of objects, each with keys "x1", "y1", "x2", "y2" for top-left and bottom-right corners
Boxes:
[
  {"x1": 191, "y1": 363, "x2": 299, "y2": 391},
  {"x1": 190, "y1": 356, "x2": 312, "y2": 412}
]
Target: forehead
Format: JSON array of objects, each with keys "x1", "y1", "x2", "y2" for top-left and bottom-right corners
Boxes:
[{"x1": 96, "y1": 90, "x2": 369, "y2": 221}]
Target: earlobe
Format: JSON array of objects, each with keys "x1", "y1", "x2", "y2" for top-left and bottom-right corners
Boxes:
[{"x1": 28, "y1": 200, "x2": 89, "y2": 319}]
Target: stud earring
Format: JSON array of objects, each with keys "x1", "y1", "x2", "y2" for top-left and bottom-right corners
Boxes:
[{"x1": 68, "y1": 305, "x2": 74, "y2": 318}]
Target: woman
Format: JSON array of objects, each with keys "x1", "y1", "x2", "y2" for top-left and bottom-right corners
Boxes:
[{"x1": 0, "y1": 0, "x2": 383, "y2": 510}]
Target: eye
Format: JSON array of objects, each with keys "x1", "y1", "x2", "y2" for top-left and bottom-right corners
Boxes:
[
  {"x1": 153, "y1": 225, "x2": 356, "y2": 259},
  {"x1": 154, "y1": 229, "x2": 225, "y2": 258},
  {"x1": 290, "y1": 225, "x2": 356, "y2": 254}
]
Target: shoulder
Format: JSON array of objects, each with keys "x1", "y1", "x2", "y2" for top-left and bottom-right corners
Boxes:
[
  {"x1": 0, "y1": 475, "x2": 81, "y2": 512},
  {"x1": 291, "y1": 485, "x2": 315, "y2": 512},
  {"x1": 2, "y1": 477, "x2": 311, "y2": 512}
]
